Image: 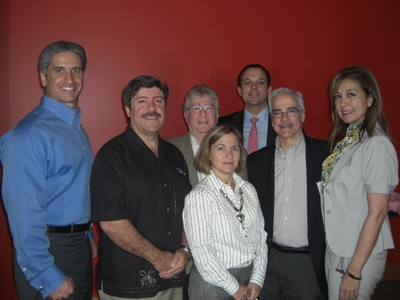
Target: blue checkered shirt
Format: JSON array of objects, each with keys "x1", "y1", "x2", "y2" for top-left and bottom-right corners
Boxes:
[{"x1": 0, "y1": 96, "x2": 93, "y2": 297}]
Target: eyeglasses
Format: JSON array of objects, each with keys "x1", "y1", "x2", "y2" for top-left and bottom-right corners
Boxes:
[
  {"x1": 185, "y1": 103, "x2": 217, "y2": 114},
  {"x1": 271, "y1": 107, "x2": 303, "y2": 118}
]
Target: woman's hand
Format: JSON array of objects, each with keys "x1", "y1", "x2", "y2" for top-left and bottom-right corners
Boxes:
[
  {"x1": 247, "y1": 282, "x2": 261, "y2": 300},
  {"x1": 339, "y1": 273, "x2": 360, "y2": 300},
  {"x1": 232, "y1": 284, "x2": 250, "y2": 300}
]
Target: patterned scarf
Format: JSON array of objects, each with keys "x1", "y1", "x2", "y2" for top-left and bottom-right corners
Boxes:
[{"x1": 321, "y1": 121, "x2": 364, "y2": 183}]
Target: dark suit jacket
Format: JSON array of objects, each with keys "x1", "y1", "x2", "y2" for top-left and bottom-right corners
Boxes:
[
  {"x1": 218, "y1": 109, "x2": 277, "y2": 148},
  {"x1": 247, "y1": 134, "x2": 329, "y2": 294}
]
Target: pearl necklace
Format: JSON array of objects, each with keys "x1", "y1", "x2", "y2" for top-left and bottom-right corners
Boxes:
[{"x1": 220, "y1": 188, "x2": 245, "y2": 229}]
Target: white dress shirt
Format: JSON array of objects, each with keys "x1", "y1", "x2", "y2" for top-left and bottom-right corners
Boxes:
[
  {"x1": 183, "y1": 170, "x2": 268, "y2": 295},
  {"x1": 189, "y1": 134, "x2": 207, "y2": 182}
]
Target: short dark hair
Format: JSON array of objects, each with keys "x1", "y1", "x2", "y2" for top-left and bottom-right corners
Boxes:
[
  {"x1": 123, "y1": 75, "x2": 169, "y2": 107},
  {"x1": 39, "y1": 41, "x2": 87, "y2": 75},
  {"x1": 194, "y1": 125, "x2": 246, "y2": 175},
  {"x1": 237, "y1": 64, "x2": 271, "y2": 87}
]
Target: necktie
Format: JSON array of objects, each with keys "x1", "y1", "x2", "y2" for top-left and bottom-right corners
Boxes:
[{"x1": 248, "y1": 117, "x2": 259, "y2": 154}]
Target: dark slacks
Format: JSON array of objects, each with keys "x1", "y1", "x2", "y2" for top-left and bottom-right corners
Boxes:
[
  {"x1": 188, "y1": 262, "x2": 253, "y2": 300},
  {"x1": 14, "y1": 231, "x2": 92, "y2": 300},
  {"x1": 259, "y1": 247, "x2": 325, "y2": 300}
]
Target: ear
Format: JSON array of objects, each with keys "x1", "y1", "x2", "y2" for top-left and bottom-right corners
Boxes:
[
  {"x1": 267, "y1": 85, "x2": 272, "y2": 93},
  {"x1": 40, "y1": 72, "x2": 47, "y2": 87},
  {"x1": 184, "y1": 112, "x2": 189, "y2": 124},
  {"x1": 237, "y1": 86, "x2": 242, "y2": 97},
  {"x1": 367, "y1": 95, "x2": 373, "y2": 107},
  {"x1": 301, "y1": 111, "x2": 306, "y2": 122},
  {"x1": 124, "y1": 106, "x2": 131, "y2": 118}
]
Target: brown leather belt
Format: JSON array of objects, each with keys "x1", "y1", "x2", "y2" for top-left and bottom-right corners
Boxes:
[
  {"x1": 47, "y1": 223, "x2": 91, "y2": 233},
  {"x1": 271, "y1": 242, "x2": 310, "y2": 254}
]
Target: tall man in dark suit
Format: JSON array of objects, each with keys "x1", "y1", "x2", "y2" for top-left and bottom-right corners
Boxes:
[
  {"x1": 218, "y1": 64, "x2": 277, "y2": 153},
  {"x1": 247, "y1": 87, "x2": 328, "y2": 299}
]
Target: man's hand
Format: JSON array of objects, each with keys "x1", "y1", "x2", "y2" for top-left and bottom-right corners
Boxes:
[
  {"x1": 389, "y1": 192, "x2": 400, "y2": 214},
  {"x1": 90, "y1": 239, "x2": 98, "y2": 258},
  {"x1": 49, "y1": 276, "x2": 74, "y2": 300},
  {"x1": 153, "y1": 251, "x2": 175, "y2": 273},
  {"x1": 159, "y1": 248, "x2": 188, "y2": 278},
  {"x1": 232, "y1": 284, "x2": 250, "y2": 300},
  {"x1": 247, "y1": 282, "x2": 261, "y2": 300}
]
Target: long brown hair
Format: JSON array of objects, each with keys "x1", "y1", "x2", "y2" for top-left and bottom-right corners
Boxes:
[{"x1": 328, "y1": 66, "x2": 389, "y2": 151}]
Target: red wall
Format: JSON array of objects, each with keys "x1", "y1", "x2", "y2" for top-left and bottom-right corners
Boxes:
[{"x1": 1, "y1": 1, "x2": 399, "y2": 298}]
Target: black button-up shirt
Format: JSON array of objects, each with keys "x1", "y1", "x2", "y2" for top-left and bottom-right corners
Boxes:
[{"x1": 91, "y1": 127, "x2": 192, "y2": 298}]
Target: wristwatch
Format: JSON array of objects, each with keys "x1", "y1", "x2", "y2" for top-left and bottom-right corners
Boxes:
[{"x1": 179, "y1": 244, "x2": 192, "y2": 261}]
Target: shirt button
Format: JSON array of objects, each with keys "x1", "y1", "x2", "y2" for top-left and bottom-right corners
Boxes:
[
  {"x1": 327, "y1": 210, "x2": 332, "y2": 215},
  {"x1": 285, "y1": 198, "x2": 289, "y2": 202},
  {"x1": 288, "y1": 160, "x2": 290, "y2": 164},
  {"x1": 23, "y1": 268, "x2": 27, "y2": 272},
  {"x1": 325, "y1": 189, "x2": 330, "y2": 194},
  {"x1": 39, "y1": 286, "x2": 43, "y2": 291},
  {"x1": 287, "y1": 179, "x2": 290, "y2": 183},
  {"x1": 284, "y1": 234, "x2": 287, "y2": 238},
  {"x1": 166, "y1": 208, "x2": 170, "y2": 211},
  {"x1": 164, "y1": 184, "x2": 167, "y2": 187},
  {"x1": 168, "y1": 232, "x2": 171, "y2": 235},
  {"x1": 284, "y1": 217, "x2": 287, "y2": 220}
]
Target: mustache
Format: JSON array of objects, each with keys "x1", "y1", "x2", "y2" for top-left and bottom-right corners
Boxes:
[
  {"x1": 141, "y1": 111, "x2": 162, "y2": 118},
  {"x1": 278, "y1": 121, "x2": 294, "y2": 127}
]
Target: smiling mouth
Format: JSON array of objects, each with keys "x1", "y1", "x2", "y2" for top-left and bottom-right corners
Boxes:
[
  {"x1": 61, "y1": 86, "x2": 75, "y2": 91},
  {"x1": 341, "y1": 110, "x2": 354, "y2": 115}
]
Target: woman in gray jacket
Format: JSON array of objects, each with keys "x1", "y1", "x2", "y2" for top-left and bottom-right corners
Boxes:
[{"x1": 320, "y1": 66, "x2": 398, "y2": 300}]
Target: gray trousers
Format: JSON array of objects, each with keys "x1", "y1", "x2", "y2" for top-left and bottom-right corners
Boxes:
[
  {"x1": 259, "y1": 247, "x2": 325, "y2": 300},
  {"x1": 188, "y1": 263, "x2": 253, "y2": 300},
  {"x1": 14, "y1": 231, "x2": 92, "y2": 300}
]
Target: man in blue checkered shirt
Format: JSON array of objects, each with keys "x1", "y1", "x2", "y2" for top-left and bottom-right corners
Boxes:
[{"x1": 0, "y1": 41, "x2": 96, "y2": 300}]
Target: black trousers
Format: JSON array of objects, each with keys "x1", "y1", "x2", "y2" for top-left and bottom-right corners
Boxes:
[{"x1": 14, "y1": 231, "x2": 92, "y2": 300}]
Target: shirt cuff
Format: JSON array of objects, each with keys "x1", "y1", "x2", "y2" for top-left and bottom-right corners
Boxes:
[{"x1": 29, "y1": 264, "x2": 66, "y2": 298}]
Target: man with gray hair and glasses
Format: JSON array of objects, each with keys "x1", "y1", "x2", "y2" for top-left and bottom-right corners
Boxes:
[
  {"x1": 169, "y1": 84, "x2": 220, "y2": 186},
  {"x1": 1, "y1": 41, "x2": 96, "y2": 300},
  {"x1": 247, "y1": 87, "x2": 328, "y2": 299},
  {"x1": 169, "y1": 84, "x2": 247, "y2": 187}
]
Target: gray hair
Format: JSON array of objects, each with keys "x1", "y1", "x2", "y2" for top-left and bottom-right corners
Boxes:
[
  {"x1": 39, "y1": 41, "x2": 87, "y2": 76},
  {"x1": 183, "y1": 84, "x2": 219, "y2": 115},
  {"x1": 268, "y1": 87, "x2": 305, "y2": 112}
]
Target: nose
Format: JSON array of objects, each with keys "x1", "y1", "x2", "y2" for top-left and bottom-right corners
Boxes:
[
  {"x1": 199, "y1": 107, "x2": 207, "y2": 116},
  {"x1": 147, "y1": 100, "x2": 157, "y2": 110},
  {"x1": 64, "y1": 71, "x2": 73, "y2": 83}
]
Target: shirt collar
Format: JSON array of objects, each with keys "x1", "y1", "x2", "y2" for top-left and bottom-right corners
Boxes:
[
  {"x1": 209, "y1": 169, "x2": 245, "y2": 192},
  {"x1": 244, "y1": 105, "x2": 269, "y2": 124},
  {"x1": 275, "y1": 131, "x2": 305, "y2": 153},
  {"x1": 41, "y1": 95, "x2": 81, "y2": 127}
]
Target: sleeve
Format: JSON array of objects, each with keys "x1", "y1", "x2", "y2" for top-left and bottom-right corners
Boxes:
[
  {"x1": 183, "y1": 189, "x2": 240, "y2": 295},
  {"x1": 362, "y1": 136, "x2": 398, "y2": 194},
  {"x1": 90, "y1": 150, "x2": 128, "y2": 222},
  {"x1": 249, "y1": 186, "x2": 268, "y2": 287},
  {"x1": 1, "y1": 133, "x2": 65, "y2": 298}
]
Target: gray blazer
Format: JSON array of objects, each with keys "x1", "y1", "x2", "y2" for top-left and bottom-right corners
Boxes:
[{"x1": 319, "y1": 126, "x2": 397, "y2": 257}]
